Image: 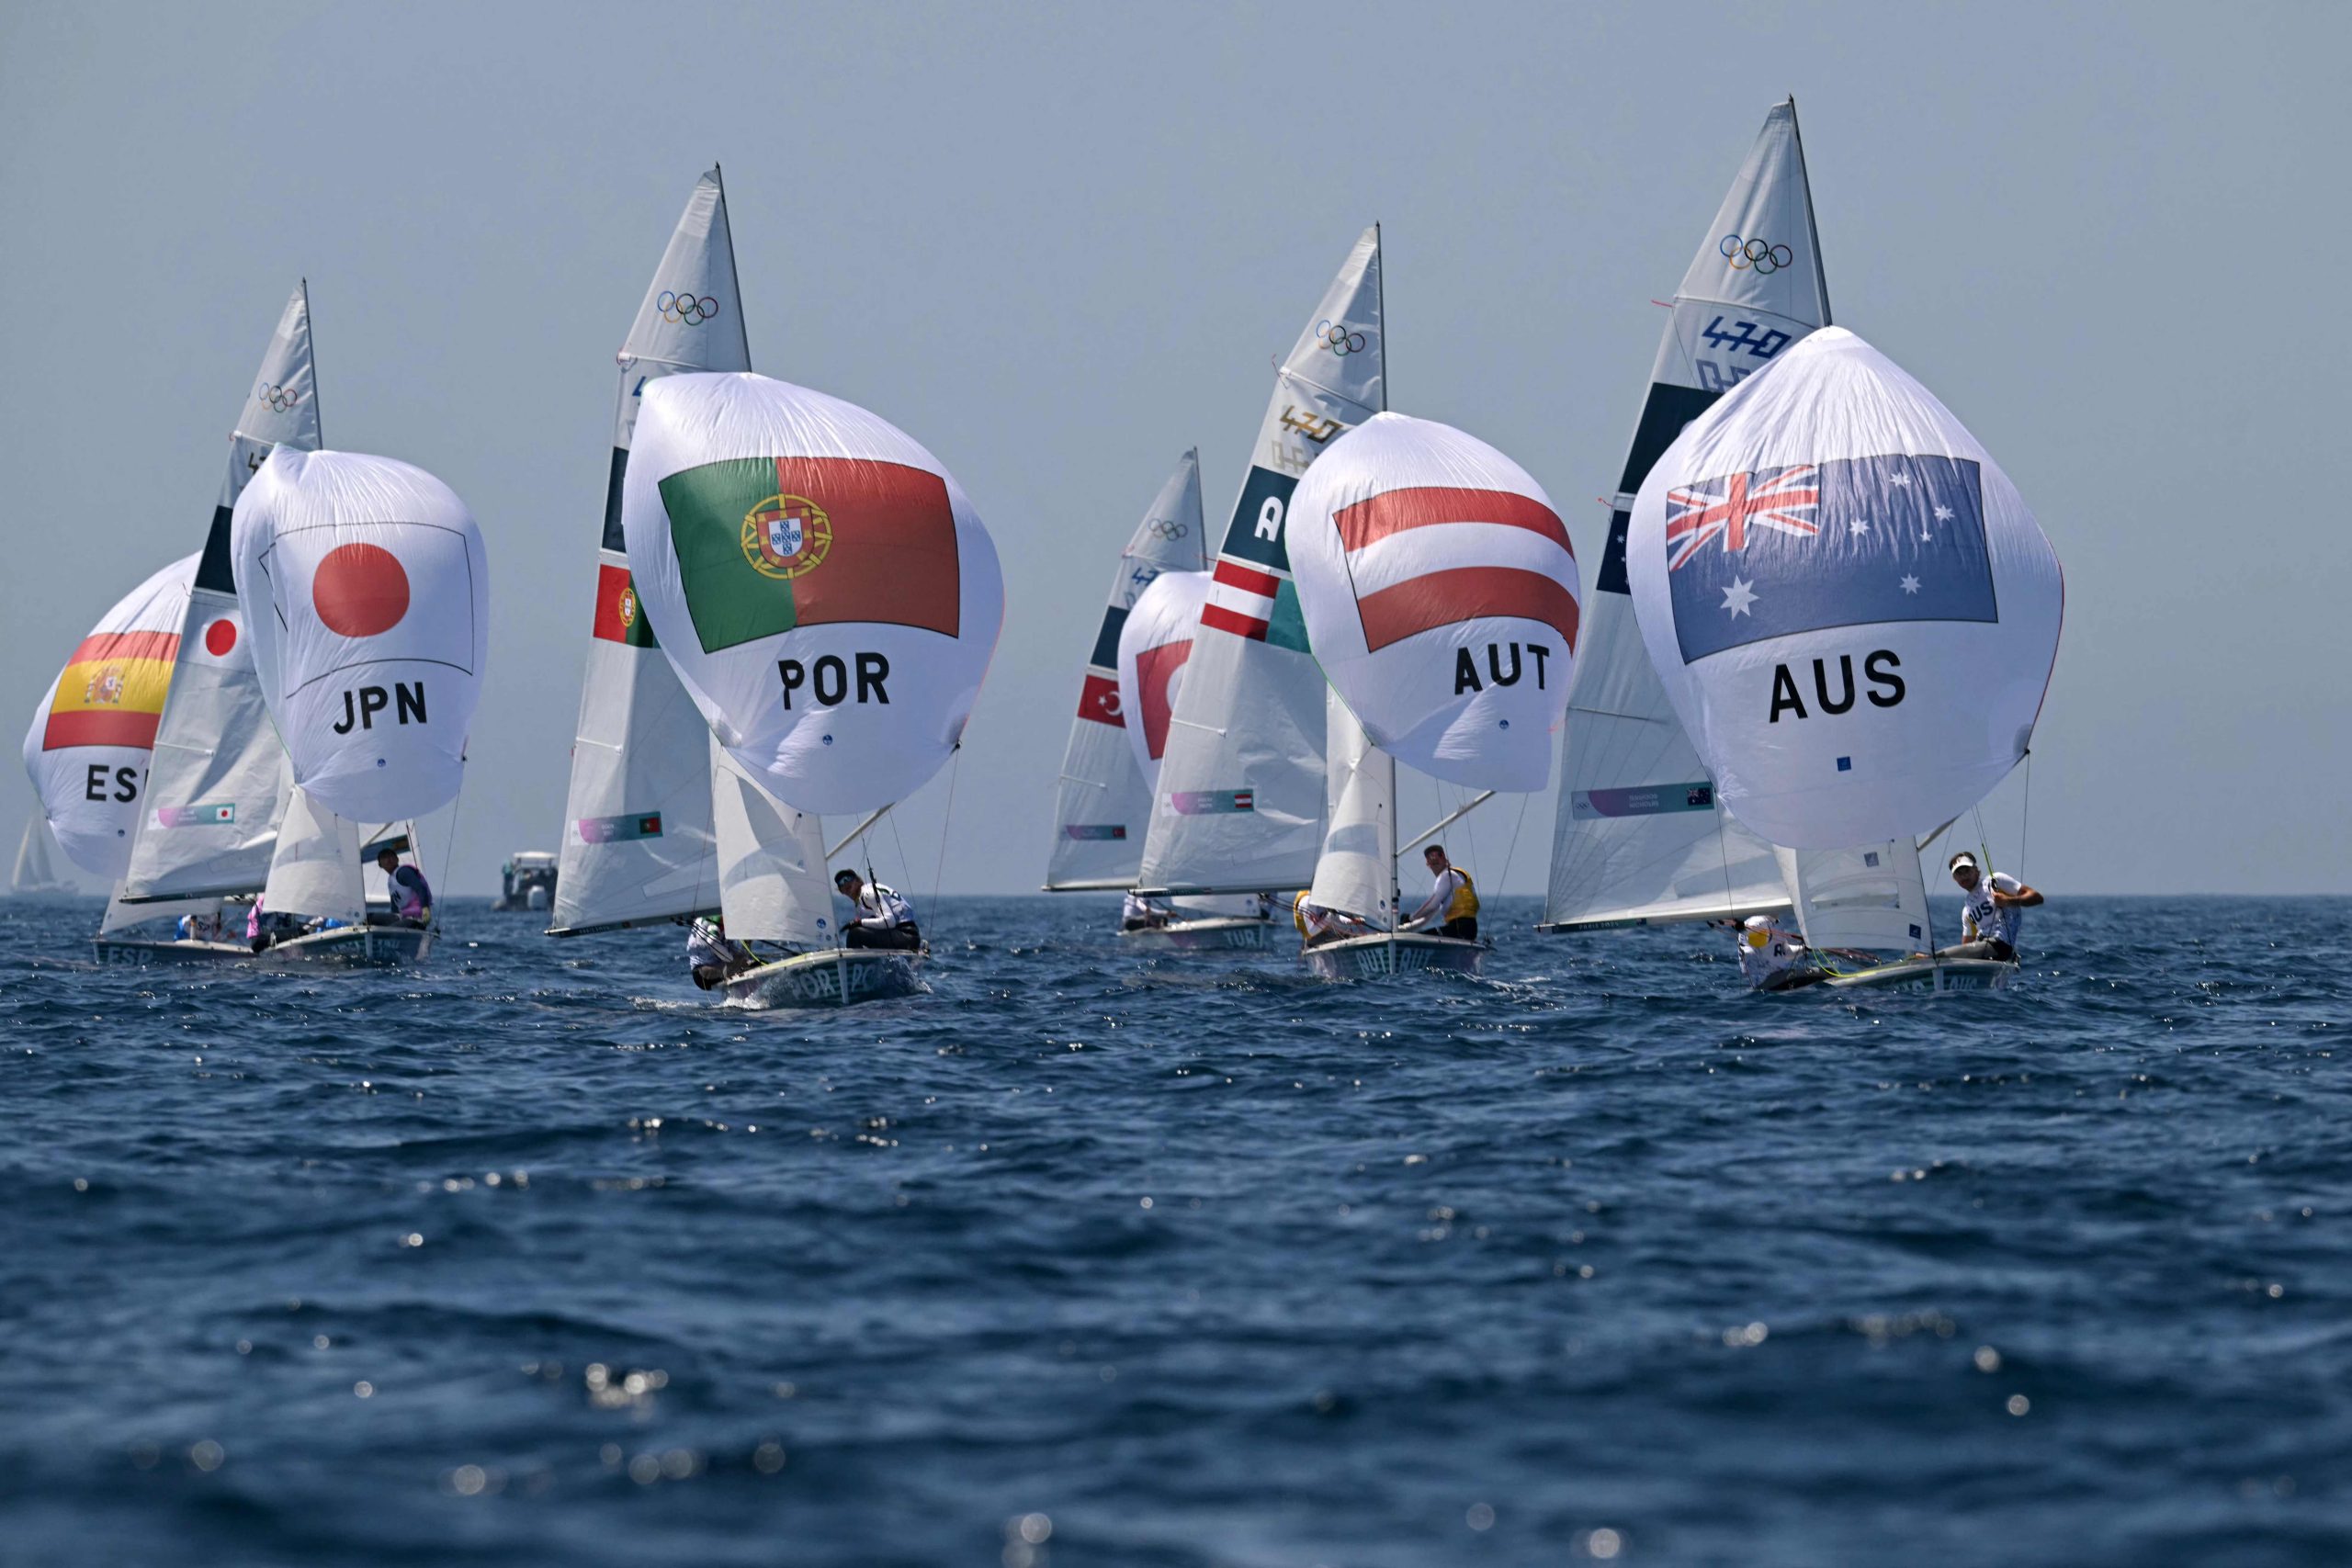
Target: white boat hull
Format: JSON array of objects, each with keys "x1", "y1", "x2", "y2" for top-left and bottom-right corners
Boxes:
[
  {"x1": 1117, "y1": 916, "x2": 1273, "y2": 953},
  {"x1": 1303, "y1": 931, "x2": 1484, "y2": 980},
  {"x1": 724, "y1": 949, "x2": 923, "y2": 1009},
  {"x1": 1820, "y1": 956, "x2": 2016, "y2": 993},
  {"x1": 260, "y1": 925, "x2": 435, "y2": 967},
  {"x1": 92, "y1": 938, "x2": 254, "y2": 966}
]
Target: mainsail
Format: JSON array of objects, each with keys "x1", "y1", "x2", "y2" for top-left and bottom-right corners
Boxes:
[
  {"x1": 549, "y1": 167, "x2": 750, "y2": 935},
  {"x1": 12, "y1": 818, "x2": 71, "y2": 895},
  {"x1": 710, "y1": 733, "x2": 836, "y2": 950},
  {"x1": 1137, "y1": 227, "x2": 1385, "y2": 896},
  {"x1": 1042, "y1": 449, "x2": 1205, "y2": 891},
  {"x1": 120, "y1": 284, "x2": 319, "y2": 902},
  {"x1": 1544, "y1": 98, "x2": 1850, "y2": 931}
]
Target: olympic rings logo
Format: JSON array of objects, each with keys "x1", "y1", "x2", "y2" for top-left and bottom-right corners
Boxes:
[
  {"x1": 659, "y1": 290, "x2": 719, "y2": 325},
  {"x1": 1317, "y1": 319, "x2": 1369, "y2": 356},
  {"x1": 1720, "y1": 234, "x2": 1794, "y2": 274},
  {"x1": 258, "y1": 383, "x2": 300, "y2": 412},
  {"x1": 1147, "y1": 519, "x2": 1189, "y2": 540}
]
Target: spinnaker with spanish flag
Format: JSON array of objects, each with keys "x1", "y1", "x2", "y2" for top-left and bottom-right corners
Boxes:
[{"x1": 20, "y1": 555, "x2": 197, "y2": 880}]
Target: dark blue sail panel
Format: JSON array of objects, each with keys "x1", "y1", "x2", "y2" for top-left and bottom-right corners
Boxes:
[{"x1": 1664, "y1": 454, "x2": 1996, "y2": 662}]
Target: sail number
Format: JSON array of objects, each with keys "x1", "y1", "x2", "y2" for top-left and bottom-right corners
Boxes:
[
  {"x1": 334, "y1": 682, "x2": 428, "y2": 733},
  {"x1": 778, "y1": 653, "x2": 891, "y2": 709}
]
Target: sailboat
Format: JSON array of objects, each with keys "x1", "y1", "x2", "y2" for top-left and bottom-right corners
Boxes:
[
  {"x1": 1624, "y1": 327, "x2": 2062, "y2": 992},
  {"x1": 1135, "y1": 227, "x2": 1385, "y2": 908},
  {"x1": 547, "y1": 167, "x2": 745, "y2": 943},
  {"x1": 88, "y1": 287, "x2": 379, "y2": 963},
  {"x1": 1284, "y1": 413, "x2": 1584, "y2": 979},
  {"x1": 1539, "y1": 99, "x2": 1933, "y2": 964},
  {"x1": 230, "y1": 447, "x2": 489, "y2": 965},
  {"x1": 11, "y1": 818, "x2": 73, "y2": 897},
  {"x1": 1036, "y1": 450, "x2": 1264, "y2": 948},
  {"x1": 619, "y1": 370, "x2": 1004, "y2": 1009}
]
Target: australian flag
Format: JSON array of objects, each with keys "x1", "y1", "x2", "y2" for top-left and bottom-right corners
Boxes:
[{"x1": 1664, "y1": 454, "x2": 1997, "y2": 662}]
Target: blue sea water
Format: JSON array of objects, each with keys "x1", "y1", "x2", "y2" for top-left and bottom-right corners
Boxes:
[{"x1": 3, "y1": 894, "x2": 2348, "y2": 1568}]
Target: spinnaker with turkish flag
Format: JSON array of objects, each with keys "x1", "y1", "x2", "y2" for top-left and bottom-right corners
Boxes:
[
  {"x1": 232, "y1": 448, "x2": 490, "y2": 824},
  {"x1": 21, "y1": 554, "x2": 197, "y2": 880},
  {"x1": 1115, "y1": 569, "x2": 1211, "y2": 796},
  {"x1": 621, "y1": 371, "x2": 1004, "y2": 818}
]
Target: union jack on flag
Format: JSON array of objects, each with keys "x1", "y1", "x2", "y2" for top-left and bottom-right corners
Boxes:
[{"x1": 1665, "y1": 464, "x2": 1819, "y2": 570}]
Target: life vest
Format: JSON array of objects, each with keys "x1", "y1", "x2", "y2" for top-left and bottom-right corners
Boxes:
[
  {"x1": 1442, "y1": 868, "x2": 1478, "y2": 921},
  {"x1": 1292, "y1": 891, "x2": 1313, "y2": 938}
]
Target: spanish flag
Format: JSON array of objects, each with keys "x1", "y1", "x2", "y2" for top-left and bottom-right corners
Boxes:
[{"x1": 41, "y1": 629, "x2": 179, "y2": 750}]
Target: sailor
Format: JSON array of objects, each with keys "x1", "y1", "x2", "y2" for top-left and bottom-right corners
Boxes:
[
  {"x1": 176, "y1": 913, "x2": 198, "y2": 941},
  {"x1": 1248, "y1": 891, "x2": 1274, "y2": 921},
  {"x1": 1935, "y1": 852, "x2": 2041, "y2": 962},
  {"x1": 1293, "y1": 892, "x2": 1372, "y2": 949},
  {"x1": 685, "y1": 913, "x2": 755, "y2": 990},
  {"x1": 1400, "y1": 845, "x2": 1479, "y2": 940},
  {"x1": 836, "y1": 869, "x2": 922, "y2": 951},
  {"x1": 1121, "y1": 892, "x2": 1172, "y2": 931},
  {"x1": 1738, "y1": 913, "x2": 1826, "y2": 991},
  {"x1": 377, "y1": 848, "x2": 434, "y2": 928}
]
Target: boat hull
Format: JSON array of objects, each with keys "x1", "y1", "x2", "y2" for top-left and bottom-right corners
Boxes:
[
  {"x1": 92, "y1": 938, "x2": 254, "y2": 966},
  {"x1": 1303, "y1": 931, "x2": 1484, "y2": 980},
  {"x1": 1118, "y1": 917, "x2": 1273, "y2": 953},
  {"x1": 724, "y1": 949, "x2": 923, "y2": 1009},
  {"x1": 1820, "y1": 956, "x2": 2016, "y2": 993},
  {"x1": 260, "y1": 925, "x2": 435, "y2": 967}
]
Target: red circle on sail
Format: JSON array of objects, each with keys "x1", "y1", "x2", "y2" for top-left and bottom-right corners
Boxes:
[
  {"x1": 204, "y1": 618, "x2": 238, "y2": 656},
  {"x1": 312, "y1": 544, "x2": 410, "y2": 637}
]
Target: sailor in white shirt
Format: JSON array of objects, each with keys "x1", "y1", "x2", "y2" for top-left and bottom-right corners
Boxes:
[
  {"x1": 1738, "y1": 913, "x2": 1826, "y2": 991},
  {"x1": 1122, "y1": 892, "x2": 1172, "y2": 931},
  {"x1": 1935, "y1": 852, "x2": 2041, "y2": 962},
  {"x1": 835, "y1": 869, "x2": 922, "y2": 951}
]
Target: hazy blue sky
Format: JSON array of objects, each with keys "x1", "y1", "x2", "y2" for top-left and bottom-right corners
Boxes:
[{"x1": 5, "y1": 2, "x2": 2344, "y2": 896}]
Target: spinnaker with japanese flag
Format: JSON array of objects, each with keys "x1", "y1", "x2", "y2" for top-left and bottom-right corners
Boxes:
[
  {"x1": 119, "y1": 283, "x2": 319, "y2": 903},
  {"x1": 1041, "y1": 448, "x2": 1205, "y2": 891},
  {"x1": 1626, "y1": 325, "x2": 2062, "y2": 851},
  {"x1": 21, "y1": 556, "x2": 198, "y2": 879},
  {"x1": 1136, "y1": 226, "x2": 1383, "y2": 896},
  {"x1": 550, "y1": 167, "x2": 749, "y2": 935},
  {"x1": 231, "y1": 449, "x2": 490, "y2": 823},
  {"x1": 620, "y1": 371, "x2": 1004, "y2": 818}
]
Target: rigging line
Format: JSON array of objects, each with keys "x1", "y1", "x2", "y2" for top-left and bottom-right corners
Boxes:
[
  {"x1": 931, "y1": 748, "x2": 961, "y2": 931},
  {"x1": 1498, "y1": 791, "x2": 1532, "y2": 908},
  {"x1": 2018, "y1": 750, "x2": 2033, "y2": 884}
]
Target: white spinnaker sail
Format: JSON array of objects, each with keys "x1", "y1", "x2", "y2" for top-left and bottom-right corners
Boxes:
[
  {"x1": 1544, "y1": 99, "x2": 1827, "y2": 931},
  {"x1": 1138, "y1": 227, "x2": 1384, "y2": 896},
  {"x1": 261, "y1": 784, "x2": 363, "y2": 923},
  {"x1": 1777, "y1": 844, "x2": 1930, "y2": 954},
  {"x1": 550, "y1": 168, "x2": 750, "y2": 935},
  {"x1": 1625, "y1": 328, "x2": 2063, "y2": 851},
  {"x1": 122, "y1": 284, "x2": 319, "y2": 902},
  {"x1": 1306, "y1": 689, "x2": 1395, "y2": 927},
  {"x1": 622, "y1": 373, "x2": 1004, "y2": 818},
  {"x1": 1283, "y1": 412, "x2": 1580, "y2": 793},
  {"x1": 1114, "y1": 570, "x2": 1211, "y2": 795},
  {"x1": 709, "y1": 733, "x2": 834, "y2": 949},
  {"x1": 22, "y1": 555, "x2": 198, "y2": 880},
  {"x1": 231, "y1": 449, "x2": 490, "y2": 823},
  {"x1": 1044, "y1": 448, "x2": 1205, "y2": 891}
]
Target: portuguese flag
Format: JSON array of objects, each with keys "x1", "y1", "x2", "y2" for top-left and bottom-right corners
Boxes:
[
  {"x1": 591, "y1": 563, "x2": 658, "y2": 648},
  {"x1": 42, "y1": 629, "x2": 178, "y2": 750},
  {"x1": 659, "y1": 457, "x2": 962, "y2": 654}
]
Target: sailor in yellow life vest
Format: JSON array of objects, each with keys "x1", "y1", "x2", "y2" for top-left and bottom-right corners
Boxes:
[
  {"x1": 1293, "y1": 890, "x2": 1374, "y2": 948},
  {"x1": 1400, "y1": 844, "x2": 1478, "y2": 941}
]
